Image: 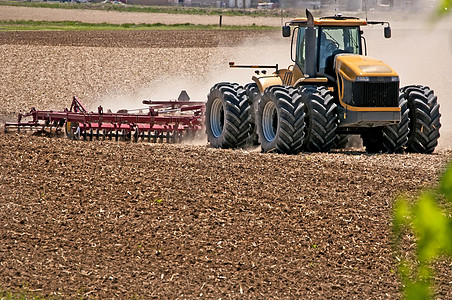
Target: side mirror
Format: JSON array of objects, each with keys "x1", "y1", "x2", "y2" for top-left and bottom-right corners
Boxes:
[
  {"x1": 384, "y1": 26, "x2": 391, "y2": 39},
  {"x1": 282, "y1": 26, "x2": 291, "y2": 37}
]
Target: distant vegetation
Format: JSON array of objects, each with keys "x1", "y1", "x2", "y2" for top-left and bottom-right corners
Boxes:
[
  {"x1": 0, "y1": 1, "x2": 289, "y2": 17},
  {"x1": 0, "y1": 20, "x2": 275, "y2": 31}
]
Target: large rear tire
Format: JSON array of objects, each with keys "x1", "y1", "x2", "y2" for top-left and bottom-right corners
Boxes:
[
  {"x1": 403, "y1": 85, "x2": 441, "y2": 153},
  {"x1": 205, "y1": 82, "x2": 251, "y2": 148},
  {"x1": 296, "y1": 86, "x2": 338, "y2": 152},
  {"x1": 256, "y1": 85, "x2": 305, "y2": 154}
]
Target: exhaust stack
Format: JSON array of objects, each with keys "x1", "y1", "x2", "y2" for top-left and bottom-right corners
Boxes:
[{"x1": 304, "y1": 9, "x2": 317, "y2": 78}]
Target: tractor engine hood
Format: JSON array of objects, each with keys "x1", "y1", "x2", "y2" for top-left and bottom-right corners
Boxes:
[{"x1": 335, "y1": 55, "x2": 399, "y2": 81}]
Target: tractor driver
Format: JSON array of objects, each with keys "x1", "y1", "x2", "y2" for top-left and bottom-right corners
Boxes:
[{"x1": 319, "y1": 31, "x2": 338, "y2": 75}]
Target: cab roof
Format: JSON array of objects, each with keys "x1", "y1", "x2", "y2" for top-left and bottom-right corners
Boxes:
[{"x1": 289, "y1": 16, "x2": 367, "y2": 27}]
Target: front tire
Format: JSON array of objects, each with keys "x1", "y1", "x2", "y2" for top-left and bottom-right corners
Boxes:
[
  {"x1": 205, "y1": 82, "x2": 251, "y2": 148},
  {"x1": 362, "y1": 93, "x2": 410, "y2": 153},
  {"x1": 256, "y1": 85, "x2": 305, "y2": 154},
  {"x1": 403, "y1": 85, "x2": 441, "y2": 153}
]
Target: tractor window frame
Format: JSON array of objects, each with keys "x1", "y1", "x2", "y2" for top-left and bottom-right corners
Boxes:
[{"x1": 294, "y1": 26, "x2": 308, "y2": 72}]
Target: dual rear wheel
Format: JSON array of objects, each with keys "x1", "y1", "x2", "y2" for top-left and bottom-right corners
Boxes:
[
  {"x1": 206, "y1": 83, "x2": 338, "y2": 154},
  {"x1": 205, "y1": 82, "x2": 252, "y2": 148},
  {"x1": 256, "y1": 85, "x2": 305, "y2": 154}
]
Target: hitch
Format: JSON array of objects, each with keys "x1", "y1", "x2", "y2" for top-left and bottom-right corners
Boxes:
[{"x1": 229, "y1": 62, "x2": 279, "y2": 72}]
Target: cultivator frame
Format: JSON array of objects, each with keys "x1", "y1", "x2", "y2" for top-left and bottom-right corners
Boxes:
[{"x1": 5, "y1": 94, "x2": 206, "y2": 143}]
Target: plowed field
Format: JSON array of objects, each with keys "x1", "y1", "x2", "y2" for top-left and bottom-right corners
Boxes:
[
  {"x1": 1, "y1": 133, "x2": 451, "y2": 298},
  {"x1": 1, "y1": 10, "x2": 452, "y2": 298}
]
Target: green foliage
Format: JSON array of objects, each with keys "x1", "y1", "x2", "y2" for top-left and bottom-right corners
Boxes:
[
  {"x1": 0, "y1": 288, "x2": 50, "y2": 299},
  {"x1": 437, "y1": 0, "x2": 451, "y2": 16},
  {"x1": 393, "y1": 163, "x2": 452, "y2": 299}
]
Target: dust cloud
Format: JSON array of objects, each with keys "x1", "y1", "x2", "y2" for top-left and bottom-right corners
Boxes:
[
  {"x1": 99, "y1": 9, "x2": 452, "y2": 149},
  {"x1": 94, "y1": 32, "x2": 291, "y2": 114},
  {"x1": 364, "y1": 11, "x2": 452, "y2": 149},
  {"x1": 98, "y1": 32, "x2": 291, "y2": 108}
]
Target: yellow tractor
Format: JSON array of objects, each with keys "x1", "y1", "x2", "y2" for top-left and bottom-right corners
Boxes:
[{"x1": 205, "y1": 10, "x2": 441, "y2": 153}]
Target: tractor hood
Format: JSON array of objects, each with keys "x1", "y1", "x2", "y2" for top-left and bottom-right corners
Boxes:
[{"x1": 335, "y1": 55, "x2": 398, "y2": 81}]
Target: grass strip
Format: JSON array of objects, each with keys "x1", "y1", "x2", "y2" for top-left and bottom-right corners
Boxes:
[
  {"x1": 0, "y1": 288, "x2": 50, "y2": 300},
  {"x1": 0, "y1": 20, "x2": 276, "y2": 31}
]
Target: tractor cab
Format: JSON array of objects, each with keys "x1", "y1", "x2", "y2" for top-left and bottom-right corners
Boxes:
[
  {"x1": 282, "y1": 10, "x2": 391, "y2": 85},
  {"x1": 295, "y1": 24, "x2": 362, "y2": 79}
]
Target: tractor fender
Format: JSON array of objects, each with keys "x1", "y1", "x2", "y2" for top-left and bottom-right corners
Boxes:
[{"x1": 252, "y1": 75, "x2": 283, "y2": 94}]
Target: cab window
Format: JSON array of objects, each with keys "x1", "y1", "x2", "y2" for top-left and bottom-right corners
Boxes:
[
  {"x1": 295, "y1": 27, "x2": 307, "y2": 71},
  {"x1": 318, "y1": 26, "x2": 361, "y2": 75}
]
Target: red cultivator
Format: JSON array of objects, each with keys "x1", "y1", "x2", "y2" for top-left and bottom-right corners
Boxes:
[{"x1": 4, "y1": 92, "x2": 206, "y2": 143}]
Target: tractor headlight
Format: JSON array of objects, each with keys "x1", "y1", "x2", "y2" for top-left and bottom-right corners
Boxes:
[
  {"x1": 391, "y1": 76, "x2": 399, "y2": 82},
  {"x1": 355, "y1": 76, "x2": 370, "y2": 82}
]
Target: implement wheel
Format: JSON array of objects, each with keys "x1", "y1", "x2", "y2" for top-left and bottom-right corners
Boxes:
[
  {"x1": 65, "y1": 121, "x2": 79, "y2": 140},
  {"x1": 256, "y1": 85, "x2": 305, "y2": 154},
  {"x1": 403, "y1": 85, "x2": 441, "y2": 153},
  {"x1": 205, "y1": 82, "x2": 252, "y2": 148},
  {"x1": 296, "y1": 86, "x2": 338, "y2": 152}
]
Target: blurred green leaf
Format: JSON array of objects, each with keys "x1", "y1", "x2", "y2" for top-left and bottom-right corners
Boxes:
[
  {"x1": 393, "y1": 162, "x2": 452, "y2": 299},
  {"x1": 404, "y1": 279, "x2": 431, "y2": 300},
  {"x1": 440, "y1": 163, "x2": 452, "y2": 202},
  {"x1": 437, "y1": 0, "x2": 451, "y2": 16},
  {"x1": 393, "y1": 197, "x2": 411, "y2": 236},
  {"x1": 412, "y1": 192, "x2": 448, "y2": 262}
]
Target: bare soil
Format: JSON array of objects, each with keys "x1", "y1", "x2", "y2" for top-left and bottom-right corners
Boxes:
[
  {"x1": 0, "y1": 30, "x2": 271, "y2": 48},
  {"x1": 1, "y1": 133, "x2": 451, "y2": 298},
  {"x1": 1, "y1": 13, "x2": 451, "y2": 299}
]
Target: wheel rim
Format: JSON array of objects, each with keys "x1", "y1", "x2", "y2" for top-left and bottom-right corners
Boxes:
[
  {"x1": 210, "y1": 98, "x2": 224, "y2": 138},
  {"x1": 65, "y1": 121, "x2": 72, "y2": 138},
  {"x1": 262, "y1": 101, "x2": 278, "y2": 142},
  {"x1": 65, "y1": 121, "x2": 78, "y2": 139}
]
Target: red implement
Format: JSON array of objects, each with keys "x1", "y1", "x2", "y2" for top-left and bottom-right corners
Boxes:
[{"x1": 5, "y1": 94, "x2": 205, "y2": 143}]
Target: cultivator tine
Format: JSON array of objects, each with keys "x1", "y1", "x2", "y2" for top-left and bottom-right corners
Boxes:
[{"x1": 133, "y1": 131, "x2": 138, "y2": 143}]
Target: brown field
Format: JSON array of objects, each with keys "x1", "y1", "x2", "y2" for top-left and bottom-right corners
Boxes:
[{"x1": 1, "y1": 6, "x2": 452, "y2": 299}]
